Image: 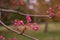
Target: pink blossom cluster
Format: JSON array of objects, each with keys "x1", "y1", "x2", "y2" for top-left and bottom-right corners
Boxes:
[
  {"x1": 46, "y1": 6, "x2": 60, "y2": 17},
  {"x1": 26, "y1": 15, "x2": 32, "y2": 23},
  {"x1": 13, "y1": 20, "x2": 24, "y2": 26},
  {"x1": 0, "y1": 35, "x2": 17, "y2": 40},
  {"x1": 46, "y1": 7, "x2": 55, "y2": 17},
  {"x1": 13, "y1": 15, "x2": 39, "y2": 31},
  {"x1": 12, "y1": 0, "x2": 24, "y2": 5}
]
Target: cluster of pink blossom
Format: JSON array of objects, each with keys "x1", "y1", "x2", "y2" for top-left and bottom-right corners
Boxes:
[
  {"x1": 46, "y1": 6, "x2": 60, "y2": 17},
  {"x1": 12, "y1": 0, "x2": 24, "y2": 5},
  {"x1": 13, "y1": 15, "x2": 39, "y2": 31},
  {"x1": 0, "y1": 35, "x2": 17, "y2": 40}
]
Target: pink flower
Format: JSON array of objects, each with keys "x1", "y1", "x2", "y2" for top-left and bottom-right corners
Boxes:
[
  {"x1": 49, "y1": 12, "x2": 55, "y2": 17},
  {"x1": 13, "y1": 20, "x2": 18, "y2": 26},
  {"x1": 2, "y1": 37, "x2": 5, "y2": 40},
  {"x1": 46, "y1": 10, "x2": 49, "y2": 14},
  {"x1": 0, "y1": 35, "x2": 5, "y2": 40},
  {"x1": 13, "y1": 37, "x2": 17, "y2": 40},
  {"x1": 33, "y1": 27, "x2": 39, "y2": 31},
  {"x1": 19, "y1": 0, "x2": 24, "y2": 5},
  {"x1": 12, "y1": 0, "x2": 18, "y2": 5},
  {"x1": 14, "y1": 20, "x2": 18, "y2": 23},
  {"x1": 8, "y1": 38, "x2": 12, "y2": 40},
  {"x1": 57, "y1": 13, "x2": 60, "y2": 17},
  {"x1": 26, "y1": 15, "x2": 32, "y2": 23},
  {"x1": 48, "y1": 7, "x2": 54, "y2": 13},
  {"x1": 13, "y1": 22, "x2": 17, "y2": 26},
  {"x1": 32, "y1": 23, "x2": 39, "y2": 31},
  {"x1": 56, "y1": 6, "x2": 60, "y2": 10},
  {"x1": 0, "y1": 35, "x2": 3, "y2": 38},
  {"x1": 17, "y1": 20, "x2": 21, "y2": 25},
  {"x1": 17, "y1": 27, "x2": 20, "y2": 30},
  {"x1": 20, "y1": 20, "x2": 24, "y2": 26},
  {"x1": 28, "y1": 23, "x2": 32, "y2": 28}
]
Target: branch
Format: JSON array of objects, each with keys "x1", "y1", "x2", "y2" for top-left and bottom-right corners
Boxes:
[
  {"x1": 0, "y1": 20, "x2": 39, "y2": 40},
  {"x1": 0, "y1": 8, "x2": 50, "y2": 17}
]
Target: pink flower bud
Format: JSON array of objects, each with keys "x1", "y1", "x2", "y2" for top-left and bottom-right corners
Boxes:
[
  {"x1": 13, "y1": 22, "x2": 17, "y2": 26},
  {"x1": 2, "y1": 37, "x2": 5, "y2": 40},
  {"x1": 32, "y1": 23, "x2": 39, "y2": 31},
  {"x1": 13, "y1": 37, "x2": 17, "y2": 40},
  {"x1": 46, "y1": 10, "x2": 49, "y2": 14},
  {"x1": 57, "y1": 13, "x2": 60, "y2": 17},
  {"x1": 28, "y1": 23, "x2": 32, "y2": 28},
  {"x1": 49, "y1": 12, "x2": 55, "y2": 17},
  {"x1": 17, "y1": 20, "x2": 21, "y2": 25},
  {"x1": 56, "y1": 6, "x2": 60, "y2": 10},
  {"x1": 12, "y1": 0, "x2": 18, "y2": 5},
  {"x1": 17, "y1": 27, "x2": 20, "y2": 30},
  {"x1": 8, "y1": 38, "x2": 12, "y2": 40},
  {"x1": 14, "y1": 20, "x2": 18, "y2": 23},
  {"x1": 26, "y1": 15, "x2": 32, "y2": 23},
  {"x1": 24, "y1": 27, "x2": 28, "y2": 31},
  {"x1": 20, "y1": 20, "x2": 24, "y2": 26},
  {"x1": 0, "y1": 35, "x2": 3, "y2": 38},
  {"x1": 19, "y1": 0, "x2": 24, "y2": 5},
  {"x1": 33, "y1": 27, "x2": 39, "y2": 31}
]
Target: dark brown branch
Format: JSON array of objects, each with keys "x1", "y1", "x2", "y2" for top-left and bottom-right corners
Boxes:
[
  {"x1": 0, "y1": 20, "x2": 39, "y2": 40},
  {"x1": 0, "y1": 8, "x2": 50, "y2": 17}
]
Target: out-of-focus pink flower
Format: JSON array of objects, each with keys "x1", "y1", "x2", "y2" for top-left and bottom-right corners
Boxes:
[
  {"x1": 46, "y1": 10, "x2": 49, "y2": 14},
  {"x1": 13, "y1": 22, "x2": 17, "y2": 26},
  {"x1": 49, "y1": 12, "x2": 55, "y2": 17},
  {"x1": 28, "y1": 23, "x2": 32, "y2": 28},
  {"x1": 24, "y1": 27, "x2": 28, "y2": 31},
  {"x1": 8, "y1": 38, "x2": 12, "y2": 40},
  {"x1": 32, "y1": 23, "x2": 39, "y2": 31},
  {"x1": 17, "y1": 27, "x2": 20, "y2": 30},
  {"x1": 26, "y1": 15, "x2": 32, "y2": 23},
  {"x1": 13, "y1": 37, "x2": 17, "y2": 40},
  {"x1": 56, "y1": 6, "x2": 60, "y2": 10},
  {"x1": 0, "y1": 35, "x2": 3, "y2": 38},
  {"x1": 48, "y1": 8, "x2": 54, "y2": 13},
  {"x1": 19, "y1": 0, "x2": 24, "y2": 5},
  {"x1": 12, "y1": 0, "x2": 18, "y2": 5},
  {"x1": 20, "y1": 20, "x2": 24, "y2": 26},
  {"x1": 57, "y1": 13, "x2": 60, "y2": 17},
  {"x1": 0, "y1": 35, "x2": 5, "y2": 40},
  {"x1": 13, "y1": 20, "x2": 18, "y2": 26},
  {"x1": 33, "y1": 27, "x2": 39, "y2": 31},
  {"x1": 17, "y1": 20, "x2": 21, "y2": 26},
  {"x1": 2, "y1": 37, "x2": 5, "y2": 40},
  {"x1": 14, "y1": 20, "x2": 18, "y2": 23}
]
